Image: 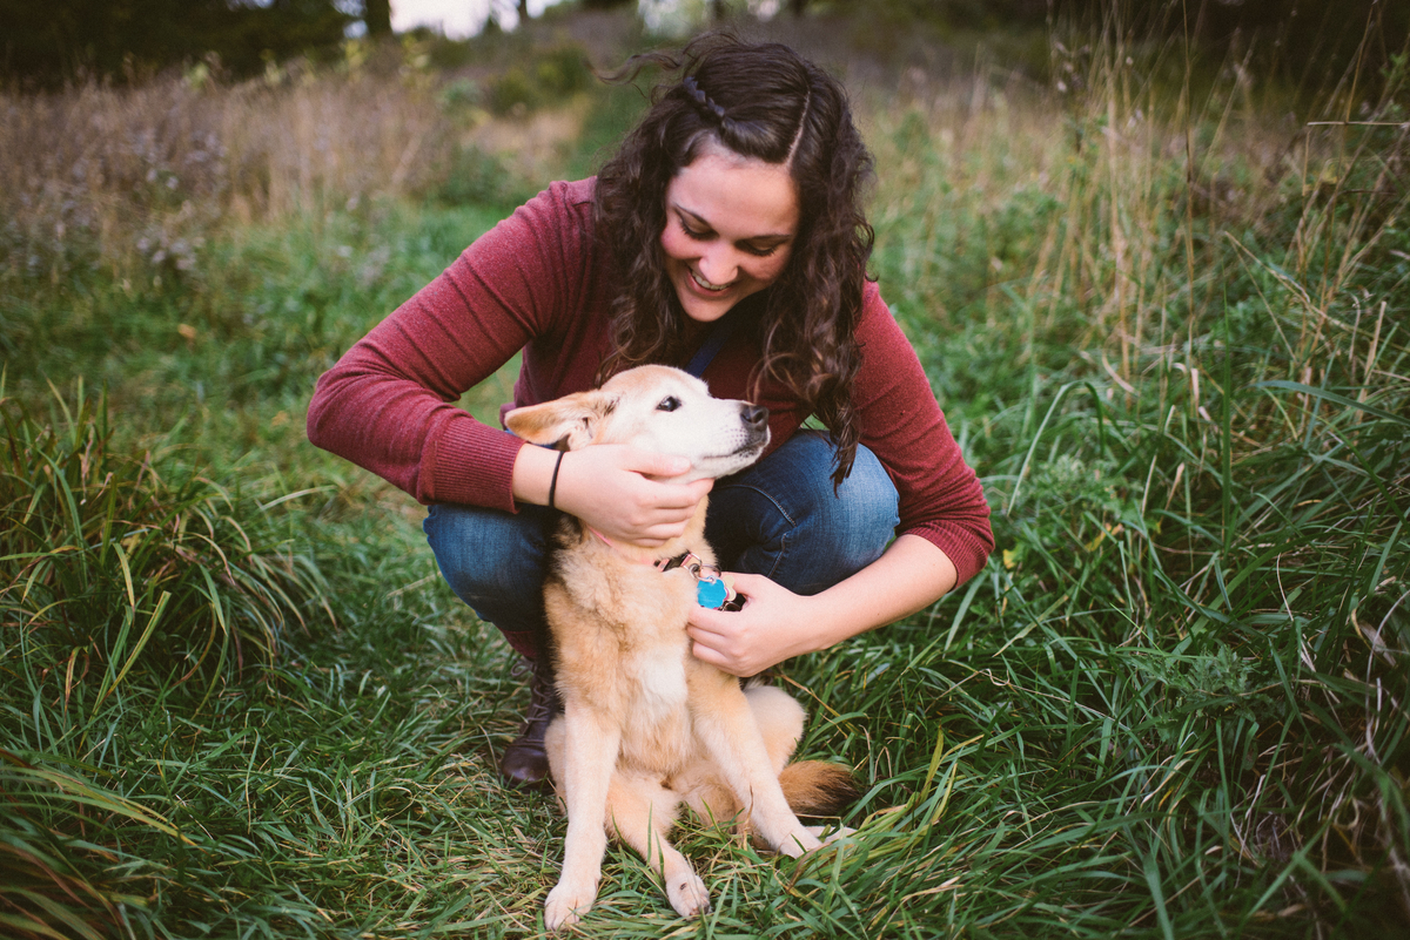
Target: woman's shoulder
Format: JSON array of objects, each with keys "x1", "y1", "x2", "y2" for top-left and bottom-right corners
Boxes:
[
  {"x1": 559, "y1": 176, "x2": 597, "y2": 205},
  {"x1": 516, "y1": 177, "x2": 597, "y2": 221},
  {"x1": 480, "y1": 177, "x2": 599, "y2": 256},
  {"x1": 449, "y1": 177, "x2": 598, "y2": 272},
  {"x1": 855, "y1": 281, "x2": 911, "y2": 353}
]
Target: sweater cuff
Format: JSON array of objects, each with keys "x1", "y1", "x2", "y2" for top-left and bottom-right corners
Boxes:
[
  {"x1": 908, "y1": 522, "x2": 994, "y2": 588},
  {"x1": 424, "y1": 419, "x2": 524, "y2": 512}
]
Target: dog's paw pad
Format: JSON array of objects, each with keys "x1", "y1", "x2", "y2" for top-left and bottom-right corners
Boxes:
[{"x1": 667, "y1": 872, "x2": 710, "y2": 919}]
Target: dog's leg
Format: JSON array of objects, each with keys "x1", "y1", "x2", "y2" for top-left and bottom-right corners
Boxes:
[
  {"x1": 688, "y1": 674, "x2": 822, "y2": 859},
  {"x1": 544, "y1": 702, "x2": 620, "y2": 932},
  {"x1": 744, "y1": 684, "x2": 807, "y2": 773},
  {"x1": 607, "y1": 772, "x2": 710, "y2": 919}
]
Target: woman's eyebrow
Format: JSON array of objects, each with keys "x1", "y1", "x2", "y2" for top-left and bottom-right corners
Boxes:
[{"x1": 672, "y1": 204, "x2": 711, "y2": 228}]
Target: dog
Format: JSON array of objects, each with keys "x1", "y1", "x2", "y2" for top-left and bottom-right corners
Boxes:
[{"x1": 505, "y1": 365, "x2": 857, "y2": 931}]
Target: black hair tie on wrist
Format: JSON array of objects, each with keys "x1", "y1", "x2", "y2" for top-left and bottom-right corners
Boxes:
[{"x1": 547, "y1": 450, "x2": 565, "y2": 510}]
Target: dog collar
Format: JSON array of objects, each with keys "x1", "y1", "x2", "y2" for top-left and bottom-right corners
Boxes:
[
  {"x1": 657, "y1": 551, "x2": 731, "y2": 607},
  {"x1": 654, "y1": 550, "x2": 707, "y2": 574},
  {"x1": 585, "y1": 528, "x2": 735, "y2": 609}
]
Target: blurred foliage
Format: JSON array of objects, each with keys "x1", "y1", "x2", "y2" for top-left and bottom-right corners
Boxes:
[
  {"x1": 485, "y1": 43, "x2": 594, "y2": 115},
  {"x1": 3, "y1": 0, "x2": 1404, "y2": 100},
  {"x1": 0, "y1": 0, "x2": 352, "y2": 88}
]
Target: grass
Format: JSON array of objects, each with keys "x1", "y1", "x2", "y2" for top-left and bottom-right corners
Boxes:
[{"x1": 0, "y1": 6, "x2": 1406, "y2": 938}]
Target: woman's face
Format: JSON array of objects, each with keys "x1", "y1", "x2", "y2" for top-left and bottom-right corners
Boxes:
[{"x1": 660, "y1": 141, "x2": 800, "y2": 325}]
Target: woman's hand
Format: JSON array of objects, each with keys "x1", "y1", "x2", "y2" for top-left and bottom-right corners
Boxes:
[
  {"x1": 685, "y1": 573, "x2": 820, "y2": 677},
  {"x1": 684, "y1": 536, "x2": 962, "y2": 677},
  {"x1": 541, "y1": 444, "x2": 714, "y2": 546}
]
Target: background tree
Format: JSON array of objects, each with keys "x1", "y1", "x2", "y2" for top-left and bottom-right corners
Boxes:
[
  {"x1": 364, "y1": 0, "x2": 393, "y2": 38},
  {"x1": 0, "y1": 0, "x2": 352, "y2": 87}
]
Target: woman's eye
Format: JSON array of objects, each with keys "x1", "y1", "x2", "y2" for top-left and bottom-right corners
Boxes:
[
  {"x1": 678, "y1": 216, "x2": 782, "y2": 257},
  {"x1": 657, "y1": 396, "x2": 682, "y2": 413}
]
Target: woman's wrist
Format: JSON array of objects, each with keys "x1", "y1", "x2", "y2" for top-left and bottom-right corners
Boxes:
[
  {"x1": 511, "y1": 443, "x2": 563, "y2": 507},
  {"x1": 788, "y1": 590, "x2": 853, "y2": 657}
]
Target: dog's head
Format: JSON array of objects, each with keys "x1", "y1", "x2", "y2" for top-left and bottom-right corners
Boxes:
[{"x1": 505, "y1": 365, "x2": 770, "y2": 483}]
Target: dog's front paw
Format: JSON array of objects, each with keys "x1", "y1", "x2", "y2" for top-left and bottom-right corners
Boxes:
[
  {"x1": 665, "y1": 868, "x2": 710, "y2": 920},
  {"x1": 545, "y1": 879, "x2": 597, "y2": 933},
  {"x1": 806, "y1": 823, "x2": 857, "y2": 845},
  {"x1": 776, "y1": 826, "x2": 824, "y2": 859}
]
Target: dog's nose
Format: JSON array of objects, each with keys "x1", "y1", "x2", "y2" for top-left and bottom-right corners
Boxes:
[{"x1": 742, "y1": 404, "x2": 768, "y2": 430}]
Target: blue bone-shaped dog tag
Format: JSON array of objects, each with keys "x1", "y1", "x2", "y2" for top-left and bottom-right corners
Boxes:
[{"x1": 696, "y1": 577, "x2": 729, "y2": 609}]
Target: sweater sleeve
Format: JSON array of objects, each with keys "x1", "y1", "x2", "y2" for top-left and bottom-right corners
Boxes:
[
  {"x1": 853, "y1": 284, "x2": 994, "y2": 585},
  {"x1": 306, "y1": 181, "x2": 594, "y2": 511}
]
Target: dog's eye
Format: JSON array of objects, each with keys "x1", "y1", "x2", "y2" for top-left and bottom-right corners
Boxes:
[{"x1": 656, "y1": 396, "x2": 682, "y2": 413}]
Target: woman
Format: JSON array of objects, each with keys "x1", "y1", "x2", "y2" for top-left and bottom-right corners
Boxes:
[{"x1": 307, "y1": 34, "x2": 993, "y2": 787}]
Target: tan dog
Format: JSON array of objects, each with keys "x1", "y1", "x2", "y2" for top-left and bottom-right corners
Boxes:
[{"x1": 505, "y1": 365, "x2": 856, "y2": 932}]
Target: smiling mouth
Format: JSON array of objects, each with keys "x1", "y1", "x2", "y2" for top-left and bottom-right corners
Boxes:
[{"x1": 689, "y1": 268, "x2": 733, "y2": 293}]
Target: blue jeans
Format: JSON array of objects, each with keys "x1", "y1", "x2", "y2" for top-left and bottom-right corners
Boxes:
[{"x1": 423, "y1": 430, "x2": 900, "y2": 660}]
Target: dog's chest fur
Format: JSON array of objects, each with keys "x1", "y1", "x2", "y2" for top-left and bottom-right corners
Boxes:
[{"x1": 545, "y1": 521, "x2": 714, "y2": 775}]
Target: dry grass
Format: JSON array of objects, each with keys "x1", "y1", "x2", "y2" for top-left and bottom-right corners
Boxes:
[
  {"x1": 0, "y1": 47, "x2": 586, "y2": 287},
  {"x1": 864, "y1": 25, "x2": 1404, "y2": 393}
]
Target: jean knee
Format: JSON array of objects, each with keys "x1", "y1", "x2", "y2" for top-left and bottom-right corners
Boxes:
[
  {"x1": 797, "y1": 445, "x2": 898, "y2": 574},
  {"x1": 827, "y1": 444, "x2": 901, "y2": 545},
  {"x1": 707, "y1": 433, "x2": 899, "y2": 594},
  {"x1": 423, "y1": 503, "x2": 551, "y2": 635}
]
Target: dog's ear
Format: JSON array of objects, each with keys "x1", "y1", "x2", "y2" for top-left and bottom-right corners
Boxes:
[{"x1": 505, "y1": 391, "x2": 615, "y2": 451}]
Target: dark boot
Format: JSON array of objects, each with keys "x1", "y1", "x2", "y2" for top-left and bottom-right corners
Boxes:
[{"x1": 500, "y1": 656, "x2": 560, "y2": 788}]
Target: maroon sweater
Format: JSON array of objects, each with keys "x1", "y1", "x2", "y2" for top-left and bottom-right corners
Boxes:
[{"x1": 307, "y1": 179, "x2": 994, "y2": 584}]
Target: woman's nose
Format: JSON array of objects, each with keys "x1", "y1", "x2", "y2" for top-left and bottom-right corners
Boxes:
[{"x1": 697, "y1": 246, "x2": 738, "y2": 287}]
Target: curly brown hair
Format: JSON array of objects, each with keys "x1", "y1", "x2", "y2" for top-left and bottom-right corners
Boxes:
[{"x1": 593, "y1": 33, "x2": 876, "y2": 486}]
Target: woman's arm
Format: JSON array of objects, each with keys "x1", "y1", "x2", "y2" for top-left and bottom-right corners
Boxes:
[
  {"x1": 683, "y1": 284, "x2": 991, "y2": 676},
  {"x1": 685, "y1": 533, "x2": 957, "y2": 676},
  {"x1": 307, "y1": 181, "x2": 599, "y2": 511}
]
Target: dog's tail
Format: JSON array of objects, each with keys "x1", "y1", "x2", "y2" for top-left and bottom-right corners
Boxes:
[{"x1": 779, "y1": 760, "x2": 860, "y2": 818}]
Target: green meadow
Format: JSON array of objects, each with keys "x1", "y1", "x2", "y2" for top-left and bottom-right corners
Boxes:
[{"x1": 2, "y1": 9, "x2": 1406, "y2": 938}]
